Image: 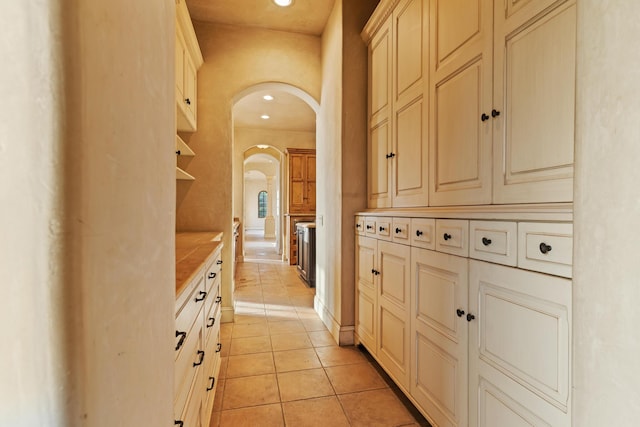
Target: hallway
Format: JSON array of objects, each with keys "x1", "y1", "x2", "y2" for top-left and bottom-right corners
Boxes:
[{"x1": 210, "y1": 261, "x2": 427, "y2": 427}]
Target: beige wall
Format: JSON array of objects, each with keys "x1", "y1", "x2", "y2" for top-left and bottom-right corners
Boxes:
[
  {"x1": 573, "y1": 1, "x2": 640, "y2": 423},
  {"x1": 244, "y1": 178, "x2": 267, "y2": 229},
  {"x1": 315, "y1": 0, "x2": 376, "y2": 343},
  {"x1": 1, "y1": 0, "x2": 175, "y2": 425}
]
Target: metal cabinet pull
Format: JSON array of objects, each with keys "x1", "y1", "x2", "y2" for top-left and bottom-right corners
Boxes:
[{"x1": 175, "y1": 331, "x2": 187, "y2": 351}]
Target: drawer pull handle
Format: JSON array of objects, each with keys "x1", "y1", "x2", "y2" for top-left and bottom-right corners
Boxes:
[
  {"x1": 379, "y1": 226, "x2": 385, "y2": 232},
  {"x1": 356, "y1": 224, "x2": 362, "y2": 229},
  {"x1": 215, "y1": 296, "x2": 222, "y2": 304},
  {"x1": 371, "y1": 269, "x2": 380, "y2": 276},
  {"x1": 456, "y1": 309, "x2": 465, "y2": 317},
  {"x1": 217, "y1": 260, "x2": 223, "y2": 265},
  {"x1": 175, "y1": 331, "x2": 187, "y2": 351},
  {"x1": 366, "y1": 225, "x2": 373, "y2": 230},
  {"x1": 195, "y1": 291, "x2": 207, "y2": 302},
  {"x1": 208, "y1": 272, "x2": 217, "y2": 279},
  {"x1": 481, "y1": 113, "x2": 490, "y2": 122},
  {"x1": 491, "y1": 109, "x2": 501, "y2": 118},
  {"x1": 216, "y1": 343, "x2": 222, "y2": 353},
  {"x1": 443, "y1": 233, "x2": 452, "y2": 241},
  {"x1": 175, "y1": 421, "x2": 184, "y2": 426},
  {"x1": 539, "y1": 243, "x2": 552, "y2": 254},
  {"x1": 416, "y1": 230, "x2": 423, "y2": 237},
  {"x1": 193, "y1": 350, "x2": 205, "y2": 367},
  {"x1": 185, "y1": 98, "x2": 191, "y2": 105},
  {"x1": 207, "y1": 317, "x2": 215, "y2": 328},
  {"x1": 207, "y1": 376, "x2": 216, "y2": 391},
  {"x1": 395, "y1": 227, "x2": 402, "y2": 234},
  {"x1": 482, "y1": 237, "x2": 492, "y2": 246},
  {"x1": 466, "y1": 313, "x2": 476, "y2": 322}
]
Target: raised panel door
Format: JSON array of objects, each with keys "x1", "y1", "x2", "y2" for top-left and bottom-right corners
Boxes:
[
  {"x1": 468, "y1": 260, "x2": 572, "y2": 427},
  {"x1": 493, "y1": 1, "x2": 576, "y2": 203},
  {"x1": 429, "y1": 0, "x2": 493, "y2": 206},
  {"x1": 368, "y1": 16, "x2": 393, "y2": 209},
  {"x1": 410, "y1": 247, "x2": 468, "y2": 427},
  {"x1": 369, "y1": 120, "x2": 392, "y2": 208},
  {"x1": 306, "y1": 155, "x2": 316, "y2": 210},
  {"x1": 356, "y1": 236, "x2": 378, "y2": 353},
  {"x1": 175, "y1": 26, "x2": 186, "y2": 106},
  {"x1": 377, "y1": 241, "x2": 411, "y2": 389}
]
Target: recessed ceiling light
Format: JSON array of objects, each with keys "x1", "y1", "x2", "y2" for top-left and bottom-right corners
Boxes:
[
  {"x1": 273, "y1": 0, "x2": 293, "y2": 7},
  {"x1": 263, "y1": 95, "x2": 274, "y2": 101},
  {"x1": 261, "y1": 115, "x2": 270, "y2": 120},
  {"x1": 257, "y1": 144, "x2": 269, "y2": 149}
]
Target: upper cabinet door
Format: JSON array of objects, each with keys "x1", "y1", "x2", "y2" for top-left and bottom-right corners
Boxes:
[
  {"x1": 429, "y1": 0, "x2": 493, "y2": 206},
  {"x1": 392, "y1": 0, "x2": 429, "y2": 208},
  {"x1": 492, "y1": 0, "x2": 576, "y2": 204},
  {"x1": 368, "y1": 18, "x2": 393, "y2": 208}
]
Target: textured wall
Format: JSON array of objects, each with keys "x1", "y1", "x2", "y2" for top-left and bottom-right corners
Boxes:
[
  {"x1": 573, "y1": 1, "x2": 640, "y2": 424},
  {"x1": 0, "y1": 0, "x2": 176, "y2": 426}
]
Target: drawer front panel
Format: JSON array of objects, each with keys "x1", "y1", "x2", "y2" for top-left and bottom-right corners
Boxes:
[
  {"x1": 518, "y1": 222, "x2": 572, "y2": 278},
  {"x1": 356, "y1": 216, "x2": 366, "y2": 235},
  {"x1": 470, "y1": 221, "x2": 517, "y2": 266},
  {"x1": 436, "y1": 219, "x2": 469, "y2": 257},
  {"x1": 392, "y1": 217, "x2": 410, "y2": 244},
  {"x1": 174, "y1": 321, "x2": 203, "y2": 417},
  {"x1": 176, "y1": 275, "x2": 206, "y2": 351},
  {"x1": 411, "y1": 218, "x2": 436, "y2": 249},
  {"x1": 377, "y1": 218, "x2": 392, "y2": 241},
  {"x1": 365, "y1": 217, "x2": 378, "y2": 236}
]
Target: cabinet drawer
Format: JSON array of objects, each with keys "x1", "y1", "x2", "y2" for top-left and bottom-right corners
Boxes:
[
  {"x1": 175, "y1": 363, "x2": 204, "y2": 427},
  {"x1": 204, "y1": 283, "x2": 221, "y2": 346},
  {"x1": 365, "y1": 217, "x2": 377, "y2": 236},
  {"x1": 176, "y1": 275, "x2": 206, "y2": 349},
  {"x1": 470, "y1": 221, "x2": 517, "y2": 266},
  {"x1": 436, "y1": 219, "x2": 469, "y2": 257},
  {"x1": 518, "y1": 223, "x2": 573, "y2": 278},
  {"x1": 391, "y1": 217, "x2": 410, "y2": 244},
  {"x1": 174, "y1": 319, "x2": 203, "y2": 417},
  {"x1": 204, "y1": 253, "x2": 222, "y2": 294},
  {"x1": 376, "y1": 218, "x2": 392, "y2": 241},
  {"x1": 355, "y1": 216, "x2": 366, "y2": 235},
  {"x1": 410, "y1": 218, "x2": 435, "y2": 250}
]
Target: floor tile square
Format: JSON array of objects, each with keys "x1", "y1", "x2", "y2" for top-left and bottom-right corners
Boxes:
[
  {"x1": 269, "y1": 319, "x2": 305, "y2": 335},
  {"x1": 226, "y1": 352, "x2": 275, "y2": 378},
  {"x1": 302, "y1": 318, "x2": 328, "y2": 332},
  {"x1": 218, "y1": 403, "x2": 284, "y2": 427},
  {"x1": 282, "y1": 396, "x2": 351, "y2": 427},
  {"x1": 221, "y1": 374, "x2": 280, "y2": 410},
  {"x1": 229, "y1": 335, "x2": 272, "y2": 355},
  {"x1": 315, "y1": 345, "x2": 367, "y2": 367},
  {"x1": 307, "y1": 330, "x2": 337, "y2": 347},
  {"x1": 325, "y1": 362, "x2": 387, "y2": 394},
  {"x1": 277, "y1": 368, "x2": 335, "y2": 401},
  {"x1": 273, "y1": 348, "x2": 321, "y2": 372},
  {"x1": 232, "y1": 321, "x2": 269, "y2": 338},
  {"x1": 270, "y1": 332, "x2": 313, "y2": 351},
  {"x1": 338, "y1": 389, "x2": 417, "y2": 427}
]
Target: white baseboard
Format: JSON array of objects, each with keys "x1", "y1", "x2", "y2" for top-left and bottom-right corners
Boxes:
[
  {"x1": 314, "y1": 296, "x2": 355, "y2": 346},
  {"x1": 221, "y1": 306, "x2": 235, "y2": 323}
]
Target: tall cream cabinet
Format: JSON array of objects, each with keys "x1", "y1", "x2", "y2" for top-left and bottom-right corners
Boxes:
[
  {"x1": 363, "y1": 0, "x2": 576, "y2": 208},
  {"x1": 429, "y1": 0, "x2": 576, "y2": 206},
  {"x1": 355, "y1": 211, "x2": 573, "y2": 427},
  {"x1": 363, "y1": 0, "x2": 429, "y2": 208}
]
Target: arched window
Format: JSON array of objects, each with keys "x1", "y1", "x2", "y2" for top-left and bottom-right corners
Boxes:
[{"x1": 258, "y1": 191, "x2": 267, "y2": 218}]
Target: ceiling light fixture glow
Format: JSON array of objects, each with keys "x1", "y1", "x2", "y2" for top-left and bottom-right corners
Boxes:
[
  {"x1": 257, "y1": 144, "x2": 269, "y2": 149},
  {"x1": 263, "y1": 95, "x2": 274, "y2": 101},
  {"x1": 261, "y1": 115, "x2": 270, "y2": 120},
  {"x1": 273, "y1": 0, "x2": 293, "y2": 7}
]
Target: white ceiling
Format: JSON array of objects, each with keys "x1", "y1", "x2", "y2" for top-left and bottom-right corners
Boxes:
[{"x1": 186, "y1": 0, "x2": 334, "y2": 133}]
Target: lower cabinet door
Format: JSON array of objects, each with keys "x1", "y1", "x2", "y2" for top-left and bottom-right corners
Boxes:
[
  {"x1": 377, "y1": 240, "x2": 411, "y2": 389},
  {"x1": 410, "y1": 247, "x2": 468, "y2": 427},
  {"x1": 468, "y1": 260, "x2": 572, "y2": 427},
  {"x1": 356, "y1": 235, "x2": 378, "y2": 352}
]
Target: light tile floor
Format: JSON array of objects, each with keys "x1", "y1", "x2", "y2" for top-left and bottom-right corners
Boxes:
[{"x1": 210, "y1": 261, "x2": 430, "y2": 427}]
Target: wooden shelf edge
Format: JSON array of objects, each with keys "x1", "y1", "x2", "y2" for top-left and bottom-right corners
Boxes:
[{"x1": 176, "y1": 167, "x2": 195, "y2": 181}]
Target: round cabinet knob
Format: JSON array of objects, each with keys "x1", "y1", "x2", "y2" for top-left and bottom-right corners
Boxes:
[
  {"x1": 366, "y1": 225, "x2": 373, "y2": 230},
  {"x1": 492, "y1": 109, "x2": 501, "y2": 118},
  {"x1": 481, "y1": 113, "x2": 489, "y2": 122},
  {"x1": 539, "y1": 243, "x2": 553, "y2": 254},
  {"x1": 395, "y1": 227, "x2": 402, "y2": 234},
  {"x1": 416, "y1": 230, "x2": 423, "y2": 237},
  {"x1": 443, "y1": 233, "x2": 452, "y2": 241},
  {"x1": 467, "y1": 313, "x2": 476, "y2": 322},
  {"x1": 456, "y1": 309, "x2": 465, "y2": 317},
  {"x1": 185, "y1": 98, "x2": 191, "y2": 105},
  {"x1": 482, "y1": 237, "x2": 492, "y2": 246},
  {"x1": 379, "y1": 226, "x2": 385, "y2": 232}
]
